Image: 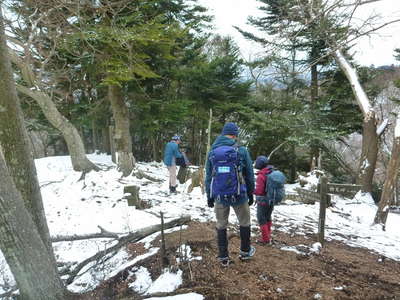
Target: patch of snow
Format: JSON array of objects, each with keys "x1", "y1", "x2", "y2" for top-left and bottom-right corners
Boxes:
[
  {"x1": 145, "y1": 269, "x2": 183, "y2": 295},
  {"x1": 67, "y1": 16, "x2": 78, "y2": 24},
  {"x1": 395, "y1": 117, "x2": 400, "y2": 138},
  {"x1": 352, "y1": 191, "x2": 375, "y2": 205},
  {"x1": 176, "y1": 244, "x2": 202, "y2": 263},
  {"x1": 129, "y1": 267, "x2": 152, "y2": 294},
  {"x1": 297, "y1": 171, "x2": 320, "y2": 190},
  {"x1": 311, "y1": 242, "x2": 322, "y2": 254},
  {"x1": 280, "y1": 246, "x2": 305, "y2": 255},
  {"x1": 0, "y1": 252, "x2": 15, "y2": 295}
]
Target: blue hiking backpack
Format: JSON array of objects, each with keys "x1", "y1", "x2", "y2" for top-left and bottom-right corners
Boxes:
[
  {"x1": 210, "y1": 145, "x2": 246, "y2": 201},
  {"x1": 265, "y1": 170, "x2": 286, "y2": 204}
]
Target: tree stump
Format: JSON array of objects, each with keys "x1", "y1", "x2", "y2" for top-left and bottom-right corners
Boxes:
[
  {"x1": 123, "y1": 185, "x2": 151, "y2": 209},
  {"x1": 188, "y1": 167, "x2": 205, "y2": 193},
  {"x1": 177, "y1": 166, "x2": 191, "y2": 184}
]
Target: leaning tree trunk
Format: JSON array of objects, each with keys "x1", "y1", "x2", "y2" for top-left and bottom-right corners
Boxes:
[
  {"x1": 0, "y1": 152, "x2": 67, "y2": 300},
  {"x1": 16, "y1": 85, "x2": 98, "y2": 172},
  {"x1": 7, "y1": 45, "x2": 97, "y2": 173},
  {"x1": 334, "y1": 49, "x2": 379, "y2": 193},
  {"x1": 374, "y1": 118, "x2": 400, "y2": 228},
  {"x1": 0, "y1": 10, "x2": 53, "y2": 256},
  {"x1": 108, "y1": 84, "x2": 135, "y2": 176}
]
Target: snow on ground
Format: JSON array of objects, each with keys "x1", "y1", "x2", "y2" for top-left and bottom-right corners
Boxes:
[{"x1": 1, "y1": 154, "x2": 400, "y2": 297}]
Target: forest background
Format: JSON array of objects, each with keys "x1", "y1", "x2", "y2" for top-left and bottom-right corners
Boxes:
[{"x1": 3, "y1": 0, "x2": 400, "y2": 200}]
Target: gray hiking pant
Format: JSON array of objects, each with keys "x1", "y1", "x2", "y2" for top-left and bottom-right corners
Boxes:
[
  {"x1": 167, "y1": 165, "x2": 177, "y2": 187},
  {"x1": 215, "y1": 202, "x2": 251, "y2": 230}
]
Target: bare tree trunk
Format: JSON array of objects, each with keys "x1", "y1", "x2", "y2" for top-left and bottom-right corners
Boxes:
[
  {"x1": 289, "y1": 144, "x2": 297, "y2": 183},
  {"x1": 333, "y1": 49, "x2": 378, "y2": 193},
  {"x1": 102, "y1": 125, "x2": 111, "y2": 154},
  {"x1": 16, "y1": 85, "x2": 98, "y2": 172},
  {"x1": 0, "y1": 11, "x2": 66, "y2": 298},
  {"x1": 0, "y1": 152, "x2": 67, "y2": 299},
  {"x1": 152, "y1": 136, "x2": 158, "y2": 161},
  {"x1": 7, "y1": 48, "x2": 98, "y2": 172},
  {"x1": 358, "y1": 112, "x2": 379, "y2": 193},
  {"x1": 92, "y1": 119, "x2": 98, "y2": 152},
  {"x1": 108, "y1": 85, "x2": 135, "y2": 176},
  {"x1": 374, "y1": 120, "x2": 400, "y2": 228},
  {"x1": 309, "y1": 42, "x2": 320, "y2": 170},
  {"x1": 0, "y1": 10, "x2": 53, "y2": 256}
]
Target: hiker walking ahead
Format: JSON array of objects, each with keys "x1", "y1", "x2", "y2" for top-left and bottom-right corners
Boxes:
[
  {"x1": 205, "y1": 122, "x2": 255, "y2": 266},
  {"x1": 254, "y1": 156, "x2": 286, "y2": 244},
  {"x1": 163, "y1": 135, "x2": 183, "y2": 194}
]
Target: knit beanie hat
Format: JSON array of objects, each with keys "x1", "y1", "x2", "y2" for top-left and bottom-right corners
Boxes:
[
  {"x1": 221, "y1": 122, "x2": 239, "y2": 136},
  {"x1": 255, "y1": 155, "x2": 269, "y2": 169}
]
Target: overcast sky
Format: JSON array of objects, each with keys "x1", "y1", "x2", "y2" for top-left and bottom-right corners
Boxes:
[{"x1": 198, "y1": 0, "x2": 400, "y2": 67}]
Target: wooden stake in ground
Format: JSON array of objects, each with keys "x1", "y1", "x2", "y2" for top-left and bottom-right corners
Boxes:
[
  {"x1": 318, "y1": 176, "x2": 328, "y2": 245},
  {"x1": 160, "y1": 212, "x2": 169, "y2": 269}
]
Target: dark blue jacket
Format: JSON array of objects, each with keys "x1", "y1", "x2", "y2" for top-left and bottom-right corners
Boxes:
[
  {"x1": 205, "y1": 135, "x2": 255, "y2": 206},
  {"x1": 163, "y1": 141, "x2": 183, "y2": 166}
]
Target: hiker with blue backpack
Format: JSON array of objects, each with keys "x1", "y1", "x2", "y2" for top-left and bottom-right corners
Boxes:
[
  {"x1": 254, "y1": 155, "x2": 286, "y2": 244},
  {"x1": 205, "y1": 122, "x2": 255, "y2": 266},
  {"x1": 163, "y1": 135, "x2": 184, "y2": 194}
]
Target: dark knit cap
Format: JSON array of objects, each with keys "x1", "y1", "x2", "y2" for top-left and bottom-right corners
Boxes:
[
  {"x1": 255, "y1": 155, "x2": 269, "y2": 169},
  {"x1": 221, "y1": 122, "x2": 239, "y2": 136}
]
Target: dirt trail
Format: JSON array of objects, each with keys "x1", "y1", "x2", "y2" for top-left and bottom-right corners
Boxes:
[{"x1": 81, "y1": 222, "x2": 400, "y2": 300}]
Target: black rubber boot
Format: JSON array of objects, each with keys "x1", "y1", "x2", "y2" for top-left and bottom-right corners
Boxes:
[
  {"x1": 239, "y1": 226, "x2": 255, "y2": 260},
  {"x1": 239, "y1": 226, "x2": 251, "y2": 253},
  {"x1": 216, "y1": 228, "x2": 228, "y2": 259}
]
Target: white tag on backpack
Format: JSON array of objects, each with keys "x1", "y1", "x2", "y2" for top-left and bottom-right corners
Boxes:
[{"x1": 218, "y1": 166, "x2": 230, "y2": 173}]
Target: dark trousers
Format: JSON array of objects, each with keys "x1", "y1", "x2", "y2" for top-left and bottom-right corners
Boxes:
[{"x1": 257, "y1": 202, "x2": 274, "y2": 225}]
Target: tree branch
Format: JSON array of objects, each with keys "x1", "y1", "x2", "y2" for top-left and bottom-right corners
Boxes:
[
  {"x1": 333, "y1": 49, "x2": 373, "y2": 117},
  {"x1": 342, "y1": 0, "x2": 386, "y2": 6},
  {"x1": 65, "y1": 215, "x2": 191, "y2": 285},
  {"x1": 377, "y1": 119, "x2": 389, "y2": 137},
  {"x1": 51, "y1": 226, "x2": 120, "y2": 242}
]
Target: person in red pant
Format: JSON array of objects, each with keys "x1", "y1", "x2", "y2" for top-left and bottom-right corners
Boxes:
[{"x1": 253, "y1": 156, "x2": 274, "y2": 244}]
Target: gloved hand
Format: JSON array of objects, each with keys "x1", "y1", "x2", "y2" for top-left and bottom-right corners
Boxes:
[
  {"x1": 248, "y1": 193, "x2": 254, "y2": 206},
  {"x1": 207, "y1": 196, "x2": 214, "y2": 208}
]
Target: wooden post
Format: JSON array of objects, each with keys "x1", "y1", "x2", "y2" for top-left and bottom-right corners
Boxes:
[
  {"x1": 160, "y1": 212, "x2": 168, "y2": 269},
  {"x1": 318, "y1": 176, "x2": 328, "y2": 246}
]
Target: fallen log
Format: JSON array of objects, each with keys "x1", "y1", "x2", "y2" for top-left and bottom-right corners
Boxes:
[
  {"x1": 132, "y1": 169, "x2": 163, "y2": 182},
  {"x1": 65, "y1": 215, "x2": 191, "y2": 285},
  {"x1": 51, "y1": 226, "x2": 119, "y2": 242}
]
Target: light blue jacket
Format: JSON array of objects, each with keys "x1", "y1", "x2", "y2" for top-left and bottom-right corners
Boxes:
[{"x1": 163, "y1": 141, "x2": 183, "y2": 166}]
